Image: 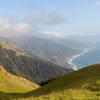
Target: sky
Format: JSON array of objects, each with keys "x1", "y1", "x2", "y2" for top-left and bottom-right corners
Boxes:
[{"x1": 0, "y1": 0, "x2": 99, "y2": 38}]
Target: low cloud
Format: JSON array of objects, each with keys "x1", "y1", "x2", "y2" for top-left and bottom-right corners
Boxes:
[
  {"x1": 0, "y1": 18, "x2": 34, "y2": 37},
  {"x1": 43, "y1": 31, "x2": 64, "y2": 38},
  {"x1": 0, "y1": 10, "x2": 65, "y2": 37},
  {"x1": 0, "y1": 17, "x2": 64, "y2": 38}
]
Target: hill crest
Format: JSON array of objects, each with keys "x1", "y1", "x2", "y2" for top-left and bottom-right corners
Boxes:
[{"x1": 0, "y1": 40, "x2": 28, "y2": 56}]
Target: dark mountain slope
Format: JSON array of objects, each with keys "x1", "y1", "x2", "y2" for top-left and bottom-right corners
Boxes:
[{"x1": 0, "y1": 41, "x2": 73, "y2": 83}]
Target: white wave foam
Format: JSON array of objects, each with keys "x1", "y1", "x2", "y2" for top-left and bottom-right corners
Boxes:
[{"x1": 68, "y1": 48, "x2": 89, "y2": 70}]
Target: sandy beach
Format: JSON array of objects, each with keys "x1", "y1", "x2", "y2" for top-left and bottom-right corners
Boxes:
[{"x1": 67, "y1": 48, "x2": 89, "y2": 70}]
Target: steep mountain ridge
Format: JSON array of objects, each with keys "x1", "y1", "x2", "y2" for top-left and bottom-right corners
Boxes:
[{"x1": 0, "y1": 40, "x2": 73, "y2": 83}]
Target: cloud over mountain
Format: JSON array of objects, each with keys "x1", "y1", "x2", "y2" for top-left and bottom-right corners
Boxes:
[
  {"x1": 0, "y1": 11, "x2": 65, "y2": 37},
  {"x1": 0, "y1": 6, "x2": 66, "y2": 38},
  {"x1": 0, "y1": 18, "x2": 34, "y2": 37}
]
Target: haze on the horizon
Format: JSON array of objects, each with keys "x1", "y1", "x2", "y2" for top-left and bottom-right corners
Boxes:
[{"x1": 0, "y1": 0, "x2": 99, "y2": 38}]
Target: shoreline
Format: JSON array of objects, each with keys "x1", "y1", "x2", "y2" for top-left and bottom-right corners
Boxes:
[{"x1": 67, "y1": 48, "x2": 89, "y2": 70}]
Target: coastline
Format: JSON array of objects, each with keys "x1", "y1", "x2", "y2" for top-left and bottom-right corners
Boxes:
[{"x1": 67, "y1": 48, "x2": 89, "y2": 70}]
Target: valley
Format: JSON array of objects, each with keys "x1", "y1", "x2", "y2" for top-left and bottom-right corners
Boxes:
[
  {"x1": 0, "y1": 40, "x2": 99, "y2": 100},
  {"x1": 0, "y1": 1, "x2": 99, "y2": 100}
]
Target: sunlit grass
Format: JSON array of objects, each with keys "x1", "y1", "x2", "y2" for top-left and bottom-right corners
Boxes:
[
  {"x1": 0, "y1": 66, "x2": 39, "y2": 93},
  {"x1": 13, "y1": 89, "x2": 100, "y2": 100}
]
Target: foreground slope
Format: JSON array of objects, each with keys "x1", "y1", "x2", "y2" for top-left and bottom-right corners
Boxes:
[
  {"x1": 28, "y1": 64, "x2": 100, "y2": 96},
  {"x1": 0, "y1": 65, "x2": 39, "y2": 93},
  {"x1": 0, "y1": 64, "x2": 100, "y2": 100}
]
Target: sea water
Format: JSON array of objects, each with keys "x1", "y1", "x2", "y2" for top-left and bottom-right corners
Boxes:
[{"x1": 72, "y1": 46, "x2": 100, "y2": 69}]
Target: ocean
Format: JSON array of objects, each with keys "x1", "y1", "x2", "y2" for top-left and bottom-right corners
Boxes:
[{"x1": 71, "y1": 45, "x2": 100, "y2": 69}]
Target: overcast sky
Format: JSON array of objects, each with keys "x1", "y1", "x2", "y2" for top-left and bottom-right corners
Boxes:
[{"x1": 0, "y1": 0, "x2": 99, "y2": 38}]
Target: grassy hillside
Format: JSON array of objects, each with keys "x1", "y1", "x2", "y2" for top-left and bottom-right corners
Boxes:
[
  {"x1": 0, "y1": 65, "x2": 39, "y2": 93},
  {"x1": 23, "y1": 64, "x2": 100, "y2": 95},
  {"x1": 0, "y1": 64, "x2": 100, "y2": 100},
  {"x1": 17, "y1": 64, "x2": 100, "y2": 100}
]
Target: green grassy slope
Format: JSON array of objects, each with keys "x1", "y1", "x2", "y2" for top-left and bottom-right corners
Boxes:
[
  {"x1": 27, "y1": 64, "x2": 100, "y2": 96},
  {"x1": 0, "y1": 65, "x2": 39, "y2": 93}
]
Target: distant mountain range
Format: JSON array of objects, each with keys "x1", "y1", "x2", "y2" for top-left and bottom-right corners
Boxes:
[{"x1": 6, "y1": 37, "x2": 86, "y2": 69}]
